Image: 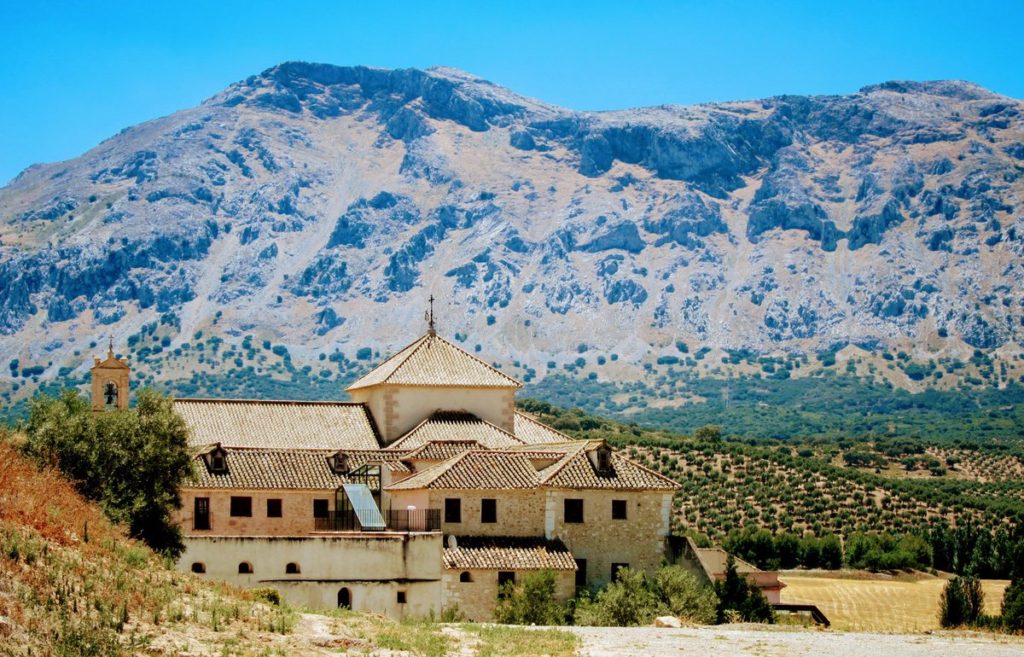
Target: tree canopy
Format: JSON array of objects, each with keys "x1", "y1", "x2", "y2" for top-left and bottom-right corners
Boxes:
[{"x1": 22, "y1": 388, "x2": 193, "y2": 555}]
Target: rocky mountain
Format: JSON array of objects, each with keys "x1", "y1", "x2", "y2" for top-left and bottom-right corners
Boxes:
[{"x1": 1, "y1": 62, "x2": 1023, "y2": 404}]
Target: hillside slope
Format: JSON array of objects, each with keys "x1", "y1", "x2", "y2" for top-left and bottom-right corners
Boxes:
[{"x1": 1, "y1": 63, "x2": 1022, "y2": 409}]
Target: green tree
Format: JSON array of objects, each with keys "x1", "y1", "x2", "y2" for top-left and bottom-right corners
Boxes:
[
  {"x1": 494, "y1": 570, "x2": 568, "y2": 625},
  {"x1": 23, "y1": 388, "x2": 193, "y2": 555},
  {"x1": 714, "y1": 555, "x2": 775, "y2": 623},
  {"x1": 573, "y1": 568, "x2": 663, "y2": 626},
  {"x1": 694, "y1": 425, "x2": 722, "y2": 442}
]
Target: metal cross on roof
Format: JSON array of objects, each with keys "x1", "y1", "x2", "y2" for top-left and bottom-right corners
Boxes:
[{"x1": 426, "y1": 294, "x2": 436, "y2": 336}]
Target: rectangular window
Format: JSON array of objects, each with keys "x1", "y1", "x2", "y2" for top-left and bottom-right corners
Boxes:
[
  {"x1": 611, "y1": 499, "x2": 627, "y2": 520},
  {"x1": 497, "y1": 571, "x2": 515, "y2": 597},
  {"x1": 481, "y1": 498, "x2": 497, "y2": 524},
  {"x1": 611, "y1": 563, "x2": 629, "y2": 581},
  {"x1": 229, "y1": 496, "x2": 252, "y2": 517},
  {"x1": 313, "y1": 499, "x2": 329, "y2": 518},
  {"x1": 575, "y1": 559, "x2": 587, "y2": 588},
  {"x1": 564, "y1": 498, "x2": 584, "y2": 524},
  {"x1": 267, "y1": 498, "x2": 282, "y2": 518},
  {"x1": 445, "y1": 498, "x2": 462, "y2": 523},
  {"x1": 193, "y1": 497, "x2": 211, "y2": 530},
  {"x1": 397, "y1": 591, "x2": 407, "y2": 604}
]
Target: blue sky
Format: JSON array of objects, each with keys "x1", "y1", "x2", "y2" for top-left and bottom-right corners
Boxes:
[{"x1": 1, "y1": 0, "x2": 1022, "y2": 184}]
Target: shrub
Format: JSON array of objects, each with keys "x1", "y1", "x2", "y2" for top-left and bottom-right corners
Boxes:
[
  {"x1": 494, "y1": 570, "x2": 567, "y2": 625},
  {"x1": 652, "y1": 566, "x2": 717, "y2": 624},
  {"x1": 940, "y1": 576, "x2": 983, "y2": 627},
  {"x1": 715, "y1": 555, "x2": 774, "y2": 623},
  {"x1": 573, "y1": 568, "x2": 663, "y2": 626},
  {"x1": 1002, "y1": 577, "x2": 1024, "y2": 632}
]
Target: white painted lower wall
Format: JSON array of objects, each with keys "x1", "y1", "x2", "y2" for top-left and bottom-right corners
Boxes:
[{"x1": 179, "y1": 533, "x2": 443, "y2": 618}]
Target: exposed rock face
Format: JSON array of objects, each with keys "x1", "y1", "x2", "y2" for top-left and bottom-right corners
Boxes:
[{"x1": 1, "y1": 63, "x2": 1022, "y2": 387}]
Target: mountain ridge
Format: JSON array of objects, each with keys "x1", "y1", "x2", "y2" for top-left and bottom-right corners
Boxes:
[{"x1": 1, "y1": 61, "x2": 1022, "y2": 409}]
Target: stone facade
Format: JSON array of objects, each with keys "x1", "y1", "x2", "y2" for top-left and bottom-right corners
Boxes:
[
  {"x1": 441, "y1": 567, "x2": 576, "y2": 622},
  {"x1": 176, "y1": 488, "x2": 335, "y2": 537},
  {"x1": 546, "y1": 490, "x2": 673, "y2": 586}
]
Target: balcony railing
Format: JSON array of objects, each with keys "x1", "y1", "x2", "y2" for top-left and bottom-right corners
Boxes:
[{"x1": 314, "y1": 508, "x2": 441, "y2": 532}]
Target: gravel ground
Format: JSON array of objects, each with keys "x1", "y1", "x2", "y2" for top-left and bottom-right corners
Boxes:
[{"x1": 566, "y1": 625, "x2": 1024, "y2": 657}]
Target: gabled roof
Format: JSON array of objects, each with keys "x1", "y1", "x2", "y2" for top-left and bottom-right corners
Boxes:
[
  {"x1": 335, "y1": 449, "x2": 412, "y2": 473},
  {"x1": 538, "y1": 443, "x2": 680, "y2": 491},
  {"x1": 191, "y1": 448, "x2": 345, "y2": 489},
  {"x1": 346, "y1": 332, "x2": 522, "y2": 390},
  {"x1": 175, "y1": 399, "x2": 380, "y2": 450},
  {"x1": 386, "y1": 411, "x2": 524, "y2": 451},
  {"x1": 444, "y1": 537, "x2": 577, "y2": 571},
  {"x1": 513, "y1": 412, "x2": 575, "y2": 445},
  {"x1": 400, "y1": 440, "x2": 483, "y2": 462},
  {"x1": 387, "y1": 451, "x2": 542, "y2": 490}
]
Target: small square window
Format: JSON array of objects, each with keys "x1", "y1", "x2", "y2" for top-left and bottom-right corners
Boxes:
[
  {"x1": 445, "y1": 498, "x2": 462, "y2": 523},
  {"x1": 564, "y1": 499, "x2": 584, "y2": 524},
  {"x1": 313, "y1": 499, "x2": 329, "y2": 518},
  {"x1": 230, "y1": 496, "x2": 252, "y2": 517},
  {"x1": 267, "y1": 499, "x2": 282, "y2": 518},
  {"x1": 497, "y1": 571, "x2": 515, "y2": 597},
  {"x1": 397, "y1": 591, "x2": 407, "y2": 604},
  {"x1": 611, "y1": 499, "x2": 627, "y2": 520},
  {"x1": 481, "y1": 498, "x2": 497, "y2": 523}
]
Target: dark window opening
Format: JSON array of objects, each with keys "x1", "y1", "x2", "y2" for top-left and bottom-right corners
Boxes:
[
  {"x1": 597, "y1": 446, "x2": 612, "y2": 473},
  {"x1": 313, "y1": 498, "x2": 329, "y2": 518},
  {"x1": 397, "y1": 591, "x2": 407, "y2": 604},
  {"x1": 611, "y1": 499, "x2": 627, "y2": 520},
  {"x1": 481, "y1": 498, "x2": 497, "y2": 523},
  {"x1": 575, "y1": 559, "x2": 587, "y2": 588},
  {"x1": 497, "y1": 571, "x2": 515, "y2": 598},
  {"x1": 338, "y1": 587, "x2": 351, "y2": 609},
  {"x1": 444, "y1": 498, "x2": 462, "y2": 523},
  {"x1": 230, "y1": 496, "x2": 252, "y2": 517},
  {"x1": 459, "y1": 571, "x2": 472, "y2": 583},
  {"x1": 211, "y1": 454, "x2": 226, "y2": 472},
  {"x1": 564, "y1": 498, "x2": 584, "y2": 524},
  {"x1": 267, "y1": 498, "x2": 282, "y2": 518},
  {"x1": 238, "y1": 561, "x2": 253, "y2": 574},
  {"x1": 193, "y1": 497, "x2": 211, "y2": 530},
  {"x1": 286, "y1": 562, "x2": 300, "y2": 574},
  {"x1": 191, "y1": 562, "x2": 205, "y2": 574},
  {"x1": 611, "y1": 563, "x2": 628, "y2": 581}
]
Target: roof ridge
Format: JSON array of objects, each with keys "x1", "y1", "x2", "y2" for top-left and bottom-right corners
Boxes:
[
  {"x1": 537, "y1": 443, "x2": 588, "y2": 485},
  {"x1": 615, "y1": 453, "x2": 681, "y2": 488},
  {"x1": 513, "y1": 411, "x2": 576, "y2": 441},
  {"x1": 384, "y1": 413, "x2": 439, "y2": 450},
  {"x1": 430, "y1": 333, "x2": 522, "y2": 388},
  {"x1": 390, "y1": 449, "x2": 473, "y2": 489},
  {"x1": 382, "y1": 333, "x2": 433, "y2": 387},
  {"x1": 176, "y1": 398, "x2": 367, "y2": 407}
]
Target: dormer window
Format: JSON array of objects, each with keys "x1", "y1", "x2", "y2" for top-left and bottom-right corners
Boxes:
[
  {"x1": 330, "y1": 451, "x2": 349, "y2": 474},
  {"x1": 596, "y1": 446, "x2": 612, "y2": 474},
  {"x1": 204, "y1": 446, "x2": 228, "y2": 474}
]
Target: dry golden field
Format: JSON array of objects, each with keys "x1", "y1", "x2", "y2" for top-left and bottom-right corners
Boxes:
[{"x1": 780, "y1": 571, "x2": 1010, "y2": 632}]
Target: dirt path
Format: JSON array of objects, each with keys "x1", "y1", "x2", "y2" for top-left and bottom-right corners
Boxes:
[{"x1": 566, "y1": 625, "x2": 1024, "y2": 657}]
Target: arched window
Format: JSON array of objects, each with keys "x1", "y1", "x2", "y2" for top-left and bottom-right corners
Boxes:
[
  {"x1": 286, "y1": 562, "x2": 300, "y2": 574},
  {"x1": 338, "y1": 587, "x2": 351, "y2": 609},
  {"x1": 191, "y1": 562, "x2": 206, "y2": 574},
  {"x1": 238, "y1": 561, "x2": 253, "y2": 574},
  {"x1": 104, "y1": 381, "x2": 118, "y2": 407},
  {"x1": 459, "y1": 571, "x2": 472, "y2": 583}
]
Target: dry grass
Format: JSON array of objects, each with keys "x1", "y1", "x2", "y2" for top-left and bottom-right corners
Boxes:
[{"x1": 780, "y1": 571, "x2": 1009, "y2": 632}]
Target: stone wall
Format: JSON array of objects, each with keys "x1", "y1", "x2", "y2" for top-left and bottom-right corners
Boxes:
[
  {"x1": 427, "y1": 489, "x2": 546, "y2": 537},
  {"x1": 546, "y1": 490, "x2": 672, "y2": 586},
  {"x1": 179, "y1": 533, "x2": 442, "y2": 617},
  {"x1": 441, "y1": 567, "x2": 576, "y2": 621},
  {"x1": 175, "y1": 488, "x2": 335, "y2": 537}
]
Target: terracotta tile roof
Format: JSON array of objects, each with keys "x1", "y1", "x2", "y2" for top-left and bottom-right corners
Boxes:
[
  {"x1": 387, "y1": 411, "x2": 524, "y2": 451},
  {"x1": 175, "y1": 399, "x2": 380, "y2": 450},
  {"x1": 191, "y1": 448, "x2": 344, "y2": 489},
  {"x1": 386, "y1": 451, "x2": 542, "y2": 490},
  {"x1": 443, "y1": 537, "x2": 577, "y2": 571},
  {"x1": 400, "y1": 440, "x2": 482, "y2": 462},
  {"x1": 513, "y1": 412, "x2": 575, "y2": 444},
  {"x1": 346, "y1": 332, "x2": 522, "y2": 390},
  {"x1": 337, "y1": 450, "x2": 412, "y2": 473},
  {"x1": 539, "y1": 446, "x2": 680, "y2": 491}
]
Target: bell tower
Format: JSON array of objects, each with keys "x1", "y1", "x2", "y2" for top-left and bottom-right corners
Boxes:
[{"x1": 91, "y1": 339, "x2": 131, "y2": 411}]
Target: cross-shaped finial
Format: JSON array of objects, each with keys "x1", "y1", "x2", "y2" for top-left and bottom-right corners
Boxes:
[{"x1": 426, "y1": 294, "x2": 436, "y2": 336}]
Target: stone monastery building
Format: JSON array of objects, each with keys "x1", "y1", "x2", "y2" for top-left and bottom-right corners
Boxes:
[{"x1": 159, "y1": 324, "x2": 679, "y2": 620}]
